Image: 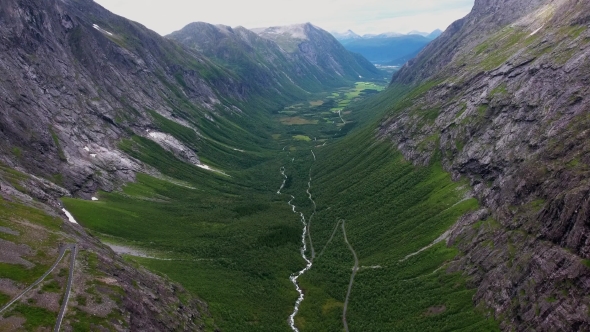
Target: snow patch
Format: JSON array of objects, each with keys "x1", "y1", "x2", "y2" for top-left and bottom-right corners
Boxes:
[
  {"x1": 197, "y1": 164, "x2": 213, "y2": 171},
  {"x1": 93, "y1": 24, "x2": 113, "y2": 36},
  {"x1": 147, "y1": 131, "x2": 200, "y2": 166},
  {"x1": 530, "y1": 26, "x2": 544, "y2": 36},
  {"x1": 256, "y1": 24, "x2": 314, "y2": 40},
  {"x1": 91, "y1": 197, "x2": 99, "y2": 201},
  {"x1": 197, "y1": 163, "x2": 229, "y2": 176},
  {"x1": 84, "y1": 146, "x2": 90, "y2": 152},
  {"x1": 62, "y1": 208, "x2": 78, "y2": 224},
  {"x1": 90, "y1": 154, "x2": 97, "y2": 158}
]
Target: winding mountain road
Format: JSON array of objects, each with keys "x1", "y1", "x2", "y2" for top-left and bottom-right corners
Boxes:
[
  {"x1": 317, "y1": 219, "x2": 343, "y2": 258},
  {"x1": 315, "y1": 218, "x2": 360, "y2": 332},
  {"x1": 305, "y1": 167, "x2": 317, "y2": 261},
  {"x1": 54, "y1": 244, "x2": 77, "y2": 332},
  {"x1": 277, "y1": 167, "x2": 287, "y2": 194},
  {"x1": 277, "y1": 150, "x2": 360, "y2": 332},
  {"x1": 0, "y1": 244, "x2": 73, "y2": 315},
  {"x1": 338, "y1": 110, "x2": 346, "y2": 124},
  {"x1": 341, "y1": 220, "x2": 359, "y2": 332}
]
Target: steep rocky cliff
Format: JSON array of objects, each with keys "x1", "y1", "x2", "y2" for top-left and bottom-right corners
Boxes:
[
  {"x1": 381, "y1": 0, "x2": 590, "y2": 330},
  {"x1": 0, "y1": 0, "x2": 251, "y2": 203}
]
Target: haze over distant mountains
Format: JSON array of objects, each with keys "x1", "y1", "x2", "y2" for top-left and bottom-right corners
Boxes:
[{"x1": 332, "y1": 29, "x2": 443, "y2": 66}]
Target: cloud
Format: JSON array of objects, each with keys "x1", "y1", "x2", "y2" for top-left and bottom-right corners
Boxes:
[{"x1": 94, "y1": 0, "x2": 474, "y2": 35}]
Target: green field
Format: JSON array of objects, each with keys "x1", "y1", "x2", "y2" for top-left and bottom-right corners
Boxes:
[
  {"x1": 62, "y1": 81, "x2": 498, "y2": 331},
  {"x1": 273, "y1": 82, "x2": 387, "y2": 144}
]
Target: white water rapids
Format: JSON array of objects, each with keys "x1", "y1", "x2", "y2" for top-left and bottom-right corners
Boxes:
[
  {"x1": 287, "y1": 195, "x2": 313, "y2": 331},
  {"x1": 278, "y1": 150, "x2": 317, "y2": 332},
  {"x1": 277, "y1": 167, "x2": 287, "y2": 194}
]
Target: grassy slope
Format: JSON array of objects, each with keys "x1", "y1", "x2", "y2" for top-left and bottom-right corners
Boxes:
[
  {"x1": 293, "y1": 126, "x2": 498, "y2": 331},
  {"x1": 62, "y1": 81, "x2": 499, "y2": 331},
  {"x1": 63, "y1": 144, "x2": 302, "y2": 331}
]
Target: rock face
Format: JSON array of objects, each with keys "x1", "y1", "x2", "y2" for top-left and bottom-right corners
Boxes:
[
  {"x1": 147, "y1": 131, "x2": 201, "y2": 166},
  {"x1": 381, "y1": 0, "x2": 590, "y2": 330},
  {"x1": 0, "y1": 0, "x2": 245, "y2": 198}
]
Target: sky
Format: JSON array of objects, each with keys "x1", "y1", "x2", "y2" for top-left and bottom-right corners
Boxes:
[{"x1": 93, "y1": 0, "x2": 475, "y2": 36}]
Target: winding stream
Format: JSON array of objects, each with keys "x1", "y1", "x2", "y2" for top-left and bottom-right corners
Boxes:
[
  {"x1": 278, "y1": 150, "x2": 317, "y2": 332},
  {"x1": 277, "y1": 167, "x2": 287, "y2": 194},
  {"x1": 287, "y1": 195, "x2": 313, "y2": 332}
]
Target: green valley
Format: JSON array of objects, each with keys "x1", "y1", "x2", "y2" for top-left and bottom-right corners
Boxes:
[
  {"x1": 62, "y1": 80, "x2": 498, "y2": 331},
  {"x1": 2, "y1": 0, "x2": 590, "y2": 330}
]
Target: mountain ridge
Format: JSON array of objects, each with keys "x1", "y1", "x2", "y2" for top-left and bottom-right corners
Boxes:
[
  {"x1": 332, "y1": 29, "x2": 442, "y2": 65},
  {"x1": 380, "y1": 0, "x2": 590, "y2": 329},
  {"x1": 168, "y1": 22, "x2": 383, "y2": 95}
]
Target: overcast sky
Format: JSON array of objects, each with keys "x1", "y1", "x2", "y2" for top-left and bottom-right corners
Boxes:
[{"x1": 93, "y1": 0, "x2": 475, "y2": 36}]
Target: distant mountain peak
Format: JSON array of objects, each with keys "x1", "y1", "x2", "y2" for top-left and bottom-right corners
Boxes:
[
  {"x1": 407, "y1": 30, "x2": 430, "y2": 36},
  {"x1": 331, "y1": 29, "x2": 362, "y2": 41},
  {"x1": 252, "y1": 23, "x2": 319, "y2": 40},
  {"x1": 426, "y1": 29, "x2": 443, "y2": 39}
]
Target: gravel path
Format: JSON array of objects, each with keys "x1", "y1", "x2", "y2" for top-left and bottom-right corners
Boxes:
[
  {"x1": 0, "y1": 244, "x2": 73, "y2": 315},
  {"x1": 54, "y1": 244, "x2": 77, "y2": 332}
]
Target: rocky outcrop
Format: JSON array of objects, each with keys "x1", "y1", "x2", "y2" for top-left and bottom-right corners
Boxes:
[
  {"x1": 0, "y1": 0, "x2": 245, "y2": 198},
  {"x1": 381, "y1": 0, "x2": 590, "y2": 330},
  {"x1": 392, "y1": 0, "x2": 549, "y2": 84}
]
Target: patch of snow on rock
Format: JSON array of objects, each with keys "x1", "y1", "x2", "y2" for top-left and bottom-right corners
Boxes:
[
  {"x1": 91, "y1": 197, "x2": 99, "y2": 201},
  {"x1": 92, "y1": 24, "x2": 113, "y2": 36},
  {"x1": 257, "y1": 23, "x2": 314, "y2": 40},
  {"x1": 62, "y1": 208, "x2": 78, "y2": 224},
  {"x1": 147, "y1": 132, "x2": 200, "y2": 166},
  {"x1": 530, "y1": 26, "x2": 543, "y2": 36}
]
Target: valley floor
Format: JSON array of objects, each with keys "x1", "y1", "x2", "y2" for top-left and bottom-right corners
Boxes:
[{"x1": 60, "y1": 82, "x2": 499, "y2": 331}]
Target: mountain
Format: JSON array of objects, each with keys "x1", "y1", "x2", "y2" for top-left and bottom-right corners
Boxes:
[
  {"x1": 373, "y1": 31, "x2": 406, "y2": 38},
  {"x1": 407, "y1": 30, "x2": 430, "y2": 36},
  {"x1": 3, "y1": 0, "x2": 590, "y2": 330},
  {"x1": 380, "y1": 0, "x2": 590, "y2": 329},
  {"x1": 251, "y1": 23, "x2": 382, "y2": 80},
  {"x1": 426, "y1": 28, "x2": 443, "y2": 39},
  {"x1": 330, "y1": 29, "x2": 362, "y2": 42},
  {"x1": 168, "y1": 22, "x2": 383, "y2": 93},
  {"x1": 333, "y1": 29, "x2": 442, "y2": 66},
  {"x1": 340, "y1": 34, "x2": 433, "y2": 65}
]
